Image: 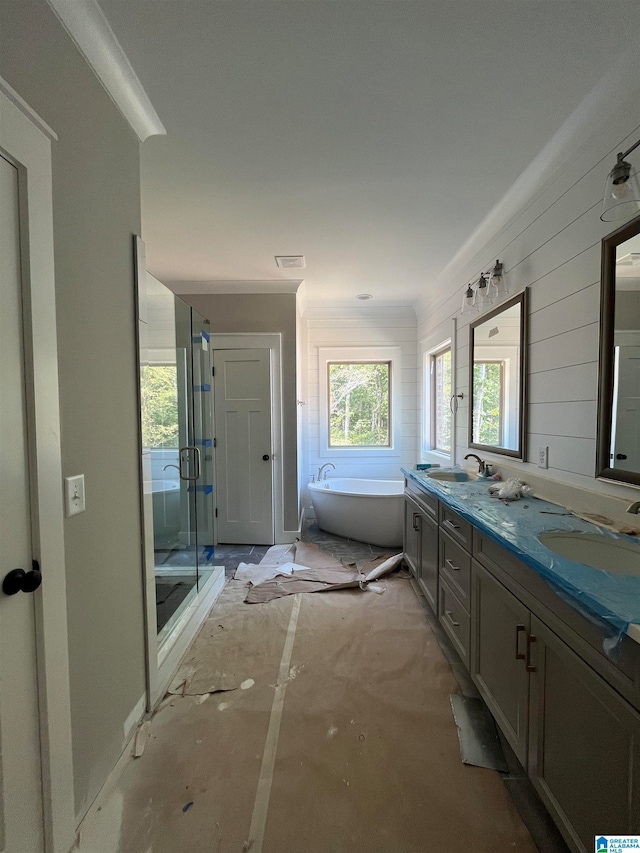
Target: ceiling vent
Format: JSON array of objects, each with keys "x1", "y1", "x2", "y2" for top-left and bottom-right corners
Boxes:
[{"x1": 275, "y1": 255, "x2": 305, "y2": 269}]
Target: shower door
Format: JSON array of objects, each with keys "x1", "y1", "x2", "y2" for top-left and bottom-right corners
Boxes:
[{"x1": 143, "y1": 283, "x2": 214, "y2": 642}]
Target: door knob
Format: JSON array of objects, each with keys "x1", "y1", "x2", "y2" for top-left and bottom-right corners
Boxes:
[
  {"x1": 262, "y1": 454, "x2": 270, "y2": 461},
  {"x1": 3, "y1": 563, "x2": 42, "y2": 596}
]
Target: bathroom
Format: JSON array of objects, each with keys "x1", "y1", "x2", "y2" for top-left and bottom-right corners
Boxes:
[{"x1": 3, "y1": 3, "x2": 640, "y2": 853}]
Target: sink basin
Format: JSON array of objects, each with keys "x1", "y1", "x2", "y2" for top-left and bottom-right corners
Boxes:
[
  {"x1": 538, "y1": 531, "x2": 640, "y2": 576},
  {"x1": 425, "y1": 469, "x2": 470, "y2": 482}
]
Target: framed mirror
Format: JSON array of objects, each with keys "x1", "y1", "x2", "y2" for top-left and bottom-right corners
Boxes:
[
  {"x1": 469, "y1": 289, "x2": 528, "y2": 459},
  {"x1": 596, "y1": 213, "x2": 640, "y2": 486}
]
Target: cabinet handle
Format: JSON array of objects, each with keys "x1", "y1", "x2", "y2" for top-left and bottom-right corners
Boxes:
[
  {"x1": 515, "y1": 624, "x2": 526, "y2": 660},
  {"x1": 413, "y1": 513, "x2": 421, "y2": 532},
  {"x1": 445, "y1": 610, "x2": 460, "y2": 628},
  {"x1": 526, "y1": 634, "x2": 537, "y2": 672},
  {"x1": 445, "y1": 519, "x2": 461, "y2": 530},
  {"x1": 445, "y1": 558, "x2": 460, "y2": 572}
]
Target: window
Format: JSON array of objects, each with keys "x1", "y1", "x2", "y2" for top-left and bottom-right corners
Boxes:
[
  {"x1": 328, "y1": 361, "x2": 390, "y2": 447},
  {"x1": 472, "y1": 360, "x2": 504, "y2": 446},
  {"x1": 318, "y1": 346, "x2": 401, "y2": 458},
  {"x1": 140, "y1": 364, "x2": 179, "y2": 449},
  {"x1": 430, "y1": 346, "x2": 452, "y2": 454}
]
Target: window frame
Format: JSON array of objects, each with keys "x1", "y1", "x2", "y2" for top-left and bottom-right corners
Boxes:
[
  {"x1": 318, "y1": 346, "x2": 402, "y2": 459},
  {"x1": 422, "y1": 338, "x2": 453, "y2": 462},
  {"x1": 430, "y1": 344, "x2": 452, "y2": 455}
]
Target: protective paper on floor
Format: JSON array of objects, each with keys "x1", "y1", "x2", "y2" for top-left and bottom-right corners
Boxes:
[
  {"x1": 235, "y1": 561, "x2": 306, "y2": 585},
  {"x1": 88, "y1": 576, "x2": 538, "y2": 853},
  {"x1": 244, "y1": 544, "x2": 403, "y2": 603},
  {"x1": 450, "y1": 693, "x2": 508, "y2": 772}
]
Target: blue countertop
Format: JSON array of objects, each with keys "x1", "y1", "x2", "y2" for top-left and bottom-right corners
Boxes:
[{"x1": 402, "y1": 467, "x2": 640, "y2": 645}]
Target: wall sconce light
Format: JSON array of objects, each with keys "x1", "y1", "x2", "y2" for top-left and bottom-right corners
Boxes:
[
  {"x1": 475, "y1": 273, "x2": 493, "y2": 309},
  {"x1": 601, "y1": 138, "x2": 640, "y2": 222},
  {"x1": 488, "y1": 259, "x2": 508, "y2": 297},
  {"x1": 460, "y1": 282, "x2": 479, "y2": 316},
  {"x1": 459, "y1": 260, "x2": 509, "y2": 317}
]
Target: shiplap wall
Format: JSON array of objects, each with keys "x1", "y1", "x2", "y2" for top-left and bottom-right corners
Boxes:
[
  {"x1": 417, "y1": 90, "x2": 640, "y2": 507},
  {"x1": 302, "y1": 307, "x2": 417, "y2": 504}
]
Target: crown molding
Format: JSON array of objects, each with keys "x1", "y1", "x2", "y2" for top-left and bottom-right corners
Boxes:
[
  {"x1": 46, "y1": 0, "x2": 165, "y2": 142},
  {"x1": 167, "y1": 279, "x2": 303, "y2": 295}
]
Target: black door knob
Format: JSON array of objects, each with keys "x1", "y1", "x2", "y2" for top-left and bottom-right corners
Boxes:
[
  {"x1": 616, "y1": 453, "x2": 628, "y2": 460},
  {"x1": 262, "y1": 454, "x2": 270, "y2": 461},
  {"x1": 3, "y1": 566, "x2": 42, "y2": 596}
]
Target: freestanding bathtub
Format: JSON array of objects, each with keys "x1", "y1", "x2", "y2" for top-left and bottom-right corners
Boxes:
[{"x1": 308, "y1": 478, "x2": 404, "y2": 548}]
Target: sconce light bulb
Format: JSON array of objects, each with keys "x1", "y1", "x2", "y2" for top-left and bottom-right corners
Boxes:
[{"x1": 612, "y1": 177, "x2": 631, "y2": 201}]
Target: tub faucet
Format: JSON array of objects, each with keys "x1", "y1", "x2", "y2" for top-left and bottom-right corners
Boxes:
[
  {"x1": 626, "y1": 501, "x2": 640, "y2": 514},
  {"x1": 318, "y1": 462, "x2": 336, "y2": 481}
]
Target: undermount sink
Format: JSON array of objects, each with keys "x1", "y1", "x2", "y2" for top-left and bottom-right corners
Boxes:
[
  {"x1": 538, "y1": 531, "x2": 640, "y2": 576},
  {"x1": 425, "y1": 469, "x2": 470, "y2": 482}
]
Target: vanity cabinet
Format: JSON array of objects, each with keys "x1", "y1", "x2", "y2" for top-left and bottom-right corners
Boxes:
[
  {"x1": 403, "y1": 476, "x2": 640, "y2": 853},
  {"x1": 471, "y1": 560, "x2": 530, "y2": 765},
  {"x1": 403, "y1": 481, "x2": 438, "y2": 610},
  {"x1": 438, "y1": 507, "x2": 473, "y2": 668},
  {"x1": 419, "y1": 512, "x2": 438, "y2": 611},
  {"x1": 403, "y1": 493, "x2": 421, "y2": 578},
  {"x1": 528, "y1": 615, "x2": 640, "y2": 849}
]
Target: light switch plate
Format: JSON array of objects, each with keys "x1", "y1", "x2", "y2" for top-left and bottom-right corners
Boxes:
[
  {"x1": 537, "y1": 446, "x2": 549, "y2": 469},
  {"x1": 65, "y1": 474, "x2": 85, "y2": 517}
]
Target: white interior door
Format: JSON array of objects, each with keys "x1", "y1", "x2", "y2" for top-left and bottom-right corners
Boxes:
[
  {"x1": 0, "y1": 154, "x2": 44, "y2": 850},
  {"x1": 213, "y1": 348, "x2": 274, "y2": 544},
  {"x1": 611, "y1": 345, "x2": 640, "y2": 471}
]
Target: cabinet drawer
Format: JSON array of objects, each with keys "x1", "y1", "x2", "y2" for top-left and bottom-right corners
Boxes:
[
  {"x1": 439, "y1": 504, "x2": 472, "y2": 550},
  {"x1": 439, "y1": 530, "x2": 471, "y2": 609},
  {"x1": 439, "y1": 578, "x2": 470, "y2": 668},
  {"x1": 404, "y1": 479, "x2": 438, "y2": 520}
]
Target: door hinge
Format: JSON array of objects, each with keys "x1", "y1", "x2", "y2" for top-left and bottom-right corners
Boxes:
[
  {"x1": 212, "y1": 366, "x2": 215, "y2": 376},
  {"x1": 215, "y1": 507, "x2": 218, "y2": 517},
  {"x1": 32, "y1": 558, "x2": 40, "y2": 573},
  {"x1": 213, "y1": 437, "x2": 217, "y2": 447}
]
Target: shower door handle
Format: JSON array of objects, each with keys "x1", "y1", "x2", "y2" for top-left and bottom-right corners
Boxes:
[{"x1": 179, "y1": 446, "x2": 201, "y2": 481}]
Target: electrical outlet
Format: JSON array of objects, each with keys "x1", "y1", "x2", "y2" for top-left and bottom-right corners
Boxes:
[
  {"x1": 65, "y1": 474, "x2": 86, "y2": 517},
  {"x1": 537, "y1": 446, "x2": 549, "y2": 469}
]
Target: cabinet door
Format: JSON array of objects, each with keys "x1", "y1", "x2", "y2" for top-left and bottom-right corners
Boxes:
[
  {"x1": 528, "y1": 615, "x2": 640, "y2": 853},
  {"x1": 403, "y1": 495, "x2": 420, "y2": 577},
  {"x1": 471, "y1": 560, "x2": 530, "y2": 765},
  {"x1": 418, "y1": 512, "x2": 438, "y2": 611}
]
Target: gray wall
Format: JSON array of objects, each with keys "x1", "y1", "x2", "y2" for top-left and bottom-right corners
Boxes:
[
  {"x1": 1, "y1": 0, "x2": 146, "y2": 818},
  {"x1": 182, "y1": 293, "x2": 299, "y2": 530}
]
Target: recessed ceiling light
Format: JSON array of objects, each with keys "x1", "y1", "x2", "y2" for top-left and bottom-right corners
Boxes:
[
  {"x1": 356, "y1": 293, "x2": 373, "y2": 300},
  {"x1": 275, "y1": 255, "x2": 305, "y2": 269}
]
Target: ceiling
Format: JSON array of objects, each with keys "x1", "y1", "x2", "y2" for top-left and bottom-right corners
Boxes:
[{"x1": 98, "y1": 0, "x2": 640, "y2": 312}]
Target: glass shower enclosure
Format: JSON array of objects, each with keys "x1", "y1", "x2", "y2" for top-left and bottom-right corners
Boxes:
[{"x1": 141, "y1": 280, "x2": 216, "y2": 643}]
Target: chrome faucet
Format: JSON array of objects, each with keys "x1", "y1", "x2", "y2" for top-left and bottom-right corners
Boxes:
[
  {"x1": 318, "y1": 462, "x2": 336, "y2": 481},
  {"x1": 464, "y1": 453, "x2": 486, "y2": 474},
  {"x1": 626, "y1": 501, "x2": 640, "y2": 514}
]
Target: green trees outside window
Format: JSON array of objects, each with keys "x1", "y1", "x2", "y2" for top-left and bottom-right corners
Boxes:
[
  {"x1": 472, "y1": 361, "x2": 503, "y2": 446},
  {"x1": 328, "y1": 362, "x2": 390, "y2": 447},
  {"x1": 140, "y1": 364, "x2": 179, "y2": 449}
]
